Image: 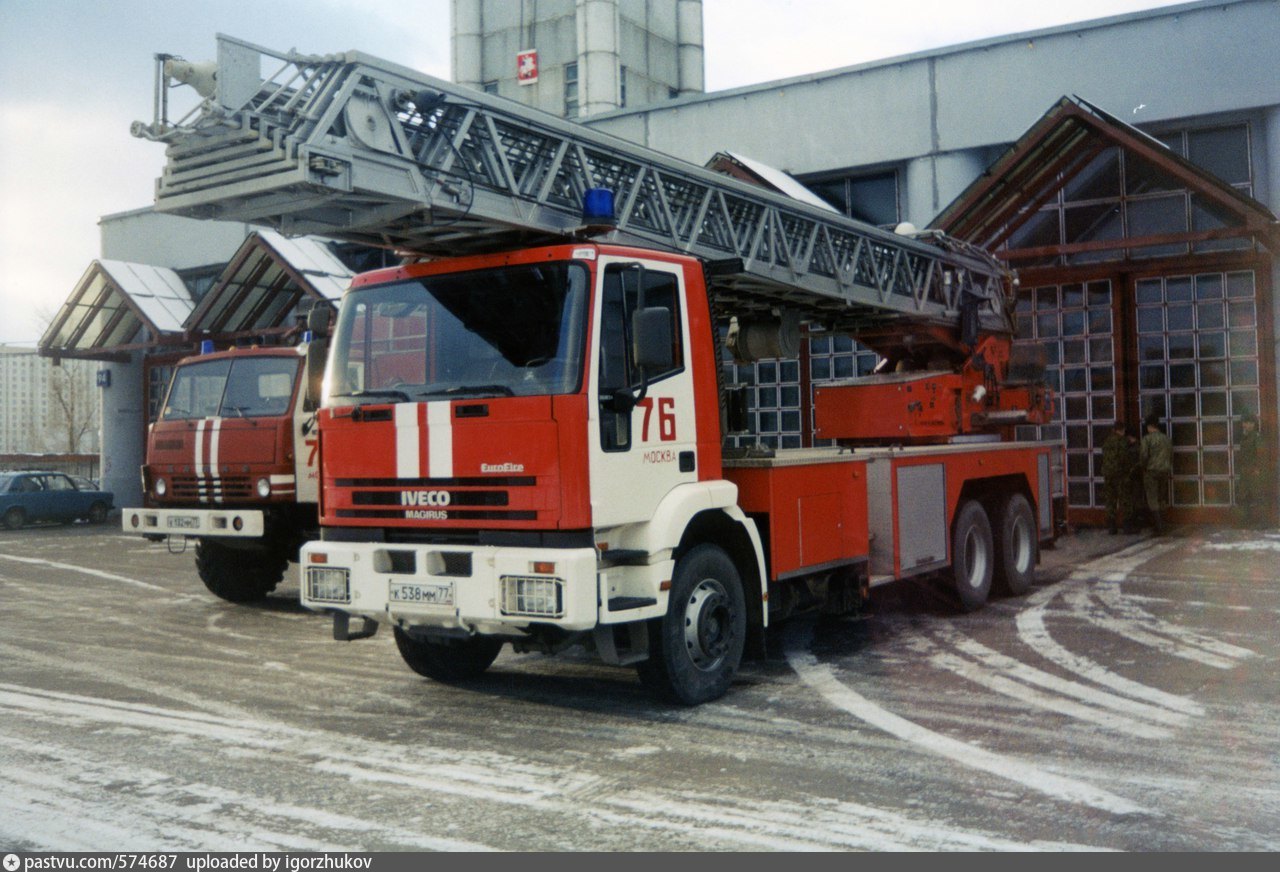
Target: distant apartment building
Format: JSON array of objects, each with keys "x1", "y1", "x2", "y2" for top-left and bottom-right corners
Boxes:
[{"x1": 0, "y1": 344, "x2": 101, "y2": 455}]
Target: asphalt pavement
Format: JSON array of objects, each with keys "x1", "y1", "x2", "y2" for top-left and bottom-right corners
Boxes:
[{"x1": 0, "y1": 519, "x2": 1276, "y2": 850}]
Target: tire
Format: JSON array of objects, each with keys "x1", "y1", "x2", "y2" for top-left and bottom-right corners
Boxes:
[
  {"x1": 636, "y1": 543, "x2": 746, "y2": 705},
  {"x1": 3, "y1": 507, "x2": 26, "y2": 530},
  {"x1": 194, "y1": 539, "x2": 286, "y2": 603},
  {"x1": 993, "y1": 493, "x2": 1037, "y2": 596},
  {"x1": 393, "y1": 627, "x2": 503, "y2": 682},
  {"x1": 87, "y1": 502, "x2": 108, "y2": 525},
  {"x1": 951, "y1": 500, "x2": 993, "y2": 612}
]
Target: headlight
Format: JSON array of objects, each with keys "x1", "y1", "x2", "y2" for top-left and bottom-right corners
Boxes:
[
  {"x1": 256, "y1": 478, "x2": 271, "y2": 498},
  {"x1": 154, "y1": 478, "x2": 167, "y2": 497}
]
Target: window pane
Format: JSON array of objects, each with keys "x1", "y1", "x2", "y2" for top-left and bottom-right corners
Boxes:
[
  {"x1": 1135, "y1": 278, "x2": 1163, "y2": 304},
  {"x1": 1088, "y1": 309, "x2": 1112, "y2": 335},
  {"x1": 1140, "y1": 365, "x2": 1165, "y2": 389},
  {"x1": 1092, "y1": 395, "x2": 1115, "y2": 419},
  {"x1": 1090, "y1": 367, "x2": 1114, "y2": 391},
  {"x1": 1230, "y1": 360, "x2": 1258, "y2": 386},
  {"x1": 1170, "y1": 393, "x2": 1197, "y2": 417},
  {"x1": 1087, "y1": 281, "x2": 1112, "y2": 307},
  {"x1": 1200, "y1": 361, "x2": 1226, "y2": 387},
  {"x1": 1228, "y1": 301, "x2": 1255, "y2": 328},
  {"x1": 1198, "y1": 332, "x2": 1226, "y2": 359},
  {"x1": 1195, "y1": 274, "x2": 1224, "y2": 299},
  {"x1": 1187, "y1": 125, "x2": 1250, "y2": 185},
  {"x1": 1202, "y1": 392, "x2": 1228, "y2": 416},
  {"x1": 1061, "y1": 283, "x2": 1085, "y2": 307},
  {"x1": 1167, "y1": 305, "x2": 1193, "y2": 331},
  {"x1": 1170, "y1": 363, "x2": 1196, "y2": 389},
  {"x1": 1062, "y1": 339, "x2": 1087, "y2": 364},
  {"x1": 1137, "y1": 308, "x2": 1163, "y2": 333},
  {"x1": 1202, "y1": 421, "x2": 1229, "y2": 446},
  {"x1": 1226, "y1": 271, "x2": 1255, "y2": 299},
  {"x1": 1038, "y1": 313, "x2": 1059, "y2": 337},
  {"x1": 1138, "y1": 335, "x2": 1165, "y2": 361},
  {"x1": 1172, "y1": 422, "x2": 1198, "y2": 447},
  {"x1": 1196, "y1": 302, "x2": 1225, "y2": 329},
  {"x1": 1036, "y1": 286, "x2": 1059, "y2": 309},
  {"x1": 1202, "y1": 450, "x2": 1230, "y2": 476},
  {"x1": 1166, "y1": 276, "x2": 1193, "y2": 302},
  {"x1": 1066, "y1": 149, "x2": 1122, "y2": 201},
  {"x1": 1090, "y1": 337, "x2": 1114, "y2": 363},
  {"x1": 1203, "y1": 480, "x2": 1232, "y2": 507},
  {"x1": 1167, "y1": 334, "x2": 1196, "y2": 360},
  {"x1": 1229, "y1": 330, "x2": 1257, "y2": 357}
]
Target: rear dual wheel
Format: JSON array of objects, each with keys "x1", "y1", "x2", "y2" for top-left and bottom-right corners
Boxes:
[{"x1": 951, "y1": 494, "x2": 1038, "y2": 611}]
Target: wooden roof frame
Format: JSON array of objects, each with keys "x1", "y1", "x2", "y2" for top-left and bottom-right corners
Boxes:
[{"x1": 932, "y1": 96, "x2": 1279, "y2": 260}]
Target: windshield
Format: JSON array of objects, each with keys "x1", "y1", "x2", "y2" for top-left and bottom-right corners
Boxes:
[
  {"x1": 161, "y1": 356, "x2": 301, "y2": 420},
  {"x1": 326, "y1": 262, "x2": 588, "y2": 404}
]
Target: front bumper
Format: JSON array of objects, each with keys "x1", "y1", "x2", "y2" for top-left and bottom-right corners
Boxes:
[
  {"x1": 299, "y1": 540, "x2": 603, "y2": 635},
  {"x1": 122, "y1": 506, "x2": 266, "y2": 538}
]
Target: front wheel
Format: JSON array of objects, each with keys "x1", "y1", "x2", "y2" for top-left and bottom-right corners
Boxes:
[
  {"x1": 637, "y1": 543, "x2": 746, "y2": 705},
  {"x1": 393, "y1": 627, "x2": 503, "y2": 682},
  {"x1": 87, "y1": 502, "x2": 109, "y2": 525},
  {"x1": 951, "y1": 500, "x2": 993, "y2": 612},
  {"x1": 195, "y1": 539, "x2": 287, "y2": 603}
]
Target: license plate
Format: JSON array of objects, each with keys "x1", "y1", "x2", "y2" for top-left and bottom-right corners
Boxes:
[
  {"x1": 166, "y1": 515, "x2": 200, "y2": 530},
  {"x1": 389, "y1": 580, "x2": 454, "y2": 606}
]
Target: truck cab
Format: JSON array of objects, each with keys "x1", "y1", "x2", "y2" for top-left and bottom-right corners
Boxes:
[{"x1": 125, "y1": 344, "x2": 321, "y2": 601}]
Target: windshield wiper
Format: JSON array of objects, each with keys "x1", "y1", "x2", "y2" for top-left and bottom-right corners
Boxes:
[
  {"x1": 332, "y1": 388, "x2": 411, "y2": 403},
  {"x1": 418, "y1": 385, "x2": 516, "y2": 399}
]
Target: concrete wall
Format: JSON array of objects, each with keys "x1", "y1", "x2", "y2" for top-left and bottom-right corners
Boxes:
[
  {"x1": 452, "y1": 0, "x2": 699, "y2": 116},
  {"x1": 99, "y1": 356, "x2": 145, "y2": 508},
  {"x1": 586, "y1": 0, "x2": 1280, "y2": 224}
]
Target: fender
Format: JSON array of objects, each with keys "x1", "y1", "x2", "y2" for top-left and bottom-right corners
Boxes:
[{"x1": 599, "y1": 480, "x2": 769, "y2": 624}]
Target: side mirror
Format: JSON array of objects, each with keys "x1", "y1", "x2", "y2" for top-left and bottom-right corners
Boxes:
[
  {"x1": 307, "y1": 304, "x2": 333, "y2": 337},
  {"x1": 632, "y1": 307, "x2": 673, "y2": 372},
  {"x1": 304, "y1": 337, "x2": 329, "y2": 411}
]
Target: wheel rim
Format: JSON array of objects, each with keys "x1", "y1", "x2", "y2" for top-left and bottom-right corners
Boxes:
[
  {"x1": 683, "y1": 578, "x2": 733, "y2": 672},
  {"x1": 963, "y1": 527, "x2": 989, "y2": 589}
]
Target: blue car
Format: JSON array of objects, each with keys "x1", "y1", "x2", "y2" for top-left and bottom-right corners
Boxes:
[{"x1": 0, "y1": 471, "x2": 114, "y2": 529}]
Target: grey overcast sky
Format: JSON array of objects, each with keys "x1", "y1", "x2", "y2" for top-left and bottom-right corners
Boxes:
[{"x1": 0, "y1": 0, "x2": 1187, "y2": 345}]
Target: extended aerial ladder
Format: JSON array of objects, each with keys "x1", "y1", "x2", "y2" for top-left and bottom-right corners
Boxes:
[{"x1": 133, "y1": 35, "x2": 1016, "y2": 350}]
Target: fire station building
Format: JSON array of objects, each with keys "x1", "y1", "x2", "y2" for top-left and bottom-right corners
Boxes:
[{"x1": 42, "y1": 0, "x2": 1280, "y2": 527}]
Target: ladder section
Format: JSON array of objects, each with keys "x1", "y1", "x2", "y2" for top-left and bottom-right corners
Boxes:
[{"x1": 133, "y1": 34, "x2": 1012, "y2": 334}]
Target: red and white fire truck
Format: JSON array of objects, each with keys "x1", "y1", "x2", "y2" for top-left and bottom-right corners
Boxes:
[
  {"x1": 123, "y1": 341, "x2": 324, "y2": 602},
  {"x1": 134, "y1": 36, "x2": 1062, "y2": 702}
]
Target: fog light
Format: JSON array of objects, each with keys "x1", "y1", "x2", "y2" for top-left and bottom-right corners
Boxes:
[
  {"x1": 232, "y1": 516, "x2": 244, "y2": 531},
  {"x1": 306, "y1": 566, "x2": 350, "y2": 603},
  {"x1": 256, "y1": 478, "x2": 271, "y2": 498},
  {"x1": 154, "y1": 478, "x2": 167, "y2": 497},
  {"x1": 500, "y1": 575, "x2": 564, "y2": 618},
  {"x1": 130, "y1": 513, "x2": 140, "y2": 528}
]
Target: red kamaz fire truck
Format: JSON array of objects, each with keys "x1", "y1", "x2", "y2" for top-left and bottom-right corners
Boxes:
[
  {"x1": 134, "y1": 36, "x2": 1062, "y2": 702},
  {"x1": 123, "y1": 342, "x2": 323, "y2": 602}
]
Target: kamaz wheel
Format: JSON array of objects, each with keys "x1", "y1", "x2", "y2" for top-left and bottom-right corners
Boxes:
[
  {"x1": 194, "y1": 539, "x2": 286, "y2": 603},
  {"x1": 951, "y1": 500, "x2": 993, "y2": 612},
  {"x1": 994, "y1": 493, "x2": 1037, "y2": 597},
  {"x1": 393, "y1": 627, "x2": 503, "y2": 682},
  {"x1": 637, "y1": 543, "x2": 746, "y2": 705}
]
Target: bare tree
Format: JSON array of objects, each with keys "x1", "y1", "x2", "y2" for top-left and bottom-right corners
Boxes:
[{"x1": 46, "y1": 359, "x2": 99, "y2": 452}]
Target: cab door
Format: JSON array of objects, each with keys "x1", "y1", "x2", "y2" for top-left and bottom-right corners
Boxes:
[{"x1": 588, "y1": 256, "x2": 699, "y2": 528}]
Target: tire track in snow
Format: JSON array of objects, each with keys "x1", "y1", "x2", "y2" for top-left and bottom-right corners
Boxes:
[
  {"x1": 784, "y1": 624, "x2": 1147, "y2": 816},
  {"x1": 0, "y1": 682, "x2": 1102, "y2": 850}
]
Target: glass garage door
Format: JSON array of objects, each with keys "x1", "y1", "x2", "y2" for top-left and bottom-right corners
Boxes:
[
  {"x1": 1135, "y1": 271, "x2": 1261, "y2": 508},
  {"x1": 1014, "y1": 280, "x2": 1116, "y2": 509}
]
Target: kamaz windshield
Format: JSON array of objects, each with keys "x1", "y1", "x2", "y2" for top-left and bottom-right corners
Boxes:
[
  {"x1": 325, "y1": 262, "x2": 588, "y2": 404},
  {"x1": 161, "y1": 356, "x2": 301, "y2": 420}
]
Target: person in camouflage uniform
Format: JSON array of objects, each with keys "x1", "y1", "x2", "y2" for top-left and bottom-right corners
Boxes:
[
  {"x1": 1140, "y1": 415, "x2": 1173, "y2": 535},
  {"x1": 1235, "y1": 413, "x2": 1267, "y2": 529},
  {"x1": 1101, "y1": 423, "x2": 1136, "y2": 534}
]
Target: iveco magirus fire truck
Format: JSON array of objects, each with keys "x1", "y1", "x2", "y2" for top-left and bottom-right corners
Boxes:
[
  {"x1": 123, "y1": 341, "x2": 324, "y2": 602},
  {"x1": 133, "y1": 36, "x2": 1061, "y2": 703}
]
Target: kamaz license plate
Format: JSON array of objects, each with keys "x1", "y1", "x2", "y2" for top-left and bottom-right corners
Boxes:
[
  {"x1": 389, "y1": 580, "x2": 454, "y2": 606},
  {"x1": 166, "y1": 515, "x2": 201, "y2": 530}
]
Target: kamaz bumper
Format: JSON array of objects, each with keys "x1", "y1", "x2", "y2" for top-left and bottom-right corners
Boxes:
[{"x1": 122, "y1": 506, "x2": 266, "y2": 538}]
